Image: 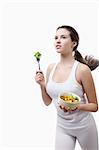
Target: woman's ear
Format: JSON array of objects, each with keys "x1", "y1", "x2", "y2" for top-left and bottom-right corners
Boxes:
[
  {"x1": 72, "y1": 41, "x2": 77, "y2": 49},
  {"x1": 73, "y1": 42, "x2": 77, "y2": 47}
]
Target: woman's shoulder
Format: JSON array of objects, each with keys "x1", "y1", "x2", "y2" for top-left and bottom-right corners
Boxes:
[
  {"x1": 76, "y1": 61, "x2": 92, "y2": 85},
  {"x1": 77, "y1": 61, "x2": 91, "y2": 74},
  {"x1": 47, "y1": 63, "x2": 56, "y2": 72},
  {"x1": 46, "y1": 63, "x2": 56, "y2": 82}
]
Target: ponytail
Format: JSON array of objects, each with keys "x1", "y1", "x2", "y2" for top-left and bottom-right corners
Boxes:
[
  {"x1": 74, "y1": 50, "x2": 86, "y2": 64},
  {"x1": 74, "y1": 50, "x2": 99, "y2": 71}
]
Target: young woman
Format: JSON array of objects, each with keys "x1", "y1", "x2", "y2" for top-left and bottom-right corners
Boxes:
[{"x1": 35, "y1": 25, "x2": 99, "y2": 150}]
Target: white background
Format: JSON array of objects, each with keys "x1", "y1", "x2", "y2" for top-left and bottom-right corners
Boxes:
[{"x1": 0, "y1": 0, "x2": 99, "y2": 150}]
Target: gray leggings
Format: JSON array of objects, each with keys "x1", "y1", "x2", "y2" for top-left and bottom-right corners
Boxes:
[{"x1": 55, "y1": 118, "x2": 98, "y2": 150}]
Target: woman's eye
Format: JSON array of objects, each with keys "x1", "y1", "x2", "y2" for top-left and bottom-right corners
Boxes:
[
  {"x1": 55, "y1": 36, "x2": 58, "y2": 40},
  {"x1": 62, "y1": 36, "x2": 67, "y2": 39},
  {"x1": 54, "y1": 35, "x2": 68, "y2": 40}
]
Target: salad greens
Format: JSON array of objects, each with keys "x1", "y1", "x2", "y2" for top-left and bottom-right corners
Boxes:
[
  {"x1": 34, "y1": 51, "x2": 42, "y2": 61},
  {"x1": 34, "y1": 51, "x2": 42, "y2": 70}
]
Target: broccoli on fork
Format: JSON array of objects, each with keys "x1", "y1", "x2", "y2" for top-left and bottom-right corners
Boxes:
[{"x1": 34, "y1": 51, "x2": 42, "y2": 70}]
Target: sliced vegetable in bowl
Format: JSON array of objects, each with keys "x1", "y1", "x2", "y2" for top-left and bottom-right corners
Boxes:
[
  {"x1": 60, "y1": 94, "x2": 79, "y2": 103},
  {"x1": 58, "y1": 92, "x2": 81, "y2": 109}
]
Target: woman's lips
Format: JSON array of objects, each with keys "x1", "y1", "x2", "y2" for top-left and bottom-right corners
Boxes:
[{"x1": 56, "y1": 45, "x2": 61, "y2": 49}]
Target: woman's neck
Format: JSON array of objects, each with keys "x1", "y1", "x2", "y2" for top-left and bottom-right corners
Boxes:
[{"x1": 59, "y1": 54, "x2": 75, "y2": 66}]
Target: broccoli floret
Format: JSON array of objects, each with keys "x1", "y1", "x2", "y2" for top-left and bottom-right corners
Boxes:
[{"x1": 34, "y1": 51, "x2": 42, "y2": 61}]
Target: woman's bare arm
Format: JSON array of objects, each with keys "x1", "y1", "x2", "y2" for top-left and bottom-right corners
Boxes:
[
  {"x1": 35, "y1": 64, "x2": 54, "y2": 106},
  {"x1": 77, "y1": 64, "x2": 98, "y2": 112}
]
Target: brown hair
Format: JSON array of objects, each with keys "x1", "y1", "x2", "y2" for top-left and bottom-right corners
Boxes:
[{"x1": 57, "y1": 25, "x2": 99, "y2": 71}]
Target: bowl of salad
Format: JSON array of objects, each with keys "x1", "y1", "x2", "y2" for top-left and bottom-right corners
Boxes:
[{"x1": 58, "y1": 92, "x2": 81, "y2": 109}]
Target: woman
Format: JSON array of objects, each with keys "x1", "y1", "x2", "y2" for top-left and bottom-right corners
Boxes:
[{"x1": 35, "y1": 25, "x2": 99, "y2": 150}]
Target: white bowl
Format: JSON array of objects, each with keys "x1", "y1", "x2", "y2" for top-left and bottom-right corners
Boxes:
[{"x1": 58, "y1": 92, "x2": 81, "y2": 109}]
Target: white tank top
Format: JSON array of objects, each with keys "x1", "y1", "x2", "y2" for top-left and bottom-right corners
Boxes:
[{"x1": 46, "y1": 60, "x2": 92, "y2": 129}]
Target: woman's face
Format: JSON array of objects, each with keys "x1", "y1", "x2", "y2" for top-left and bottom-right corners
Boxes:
[{"x1": 54, "y1": 28, "x2": 75, "y2": 55}]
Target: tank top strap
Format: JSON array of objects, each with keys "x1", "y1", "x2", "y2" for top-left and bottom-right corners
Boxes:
[
  {"x1": 49, "y1": 63, "x2": 58, "y2": 79},
  {"x1": 70, "y1": 60, "x2": 79, "y2": 80}
]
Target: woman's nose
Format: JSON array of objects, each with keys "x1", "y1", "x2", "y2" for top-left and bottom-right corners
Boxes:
[{"x1": 56, "y1": 38, "x2": 61, "y2": 43}]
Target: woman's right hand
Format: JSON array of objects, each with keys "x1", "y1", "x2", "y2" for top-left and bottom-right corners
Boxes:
[{"x1": 35, "y1": 70, "x2": 45, "y2": 86}]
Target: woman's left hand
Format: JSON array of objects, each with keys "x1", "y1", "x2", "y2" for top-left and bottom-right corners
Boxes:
[{"x1": 59, "y1": 105, "x2": 77, "y2": 112}]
